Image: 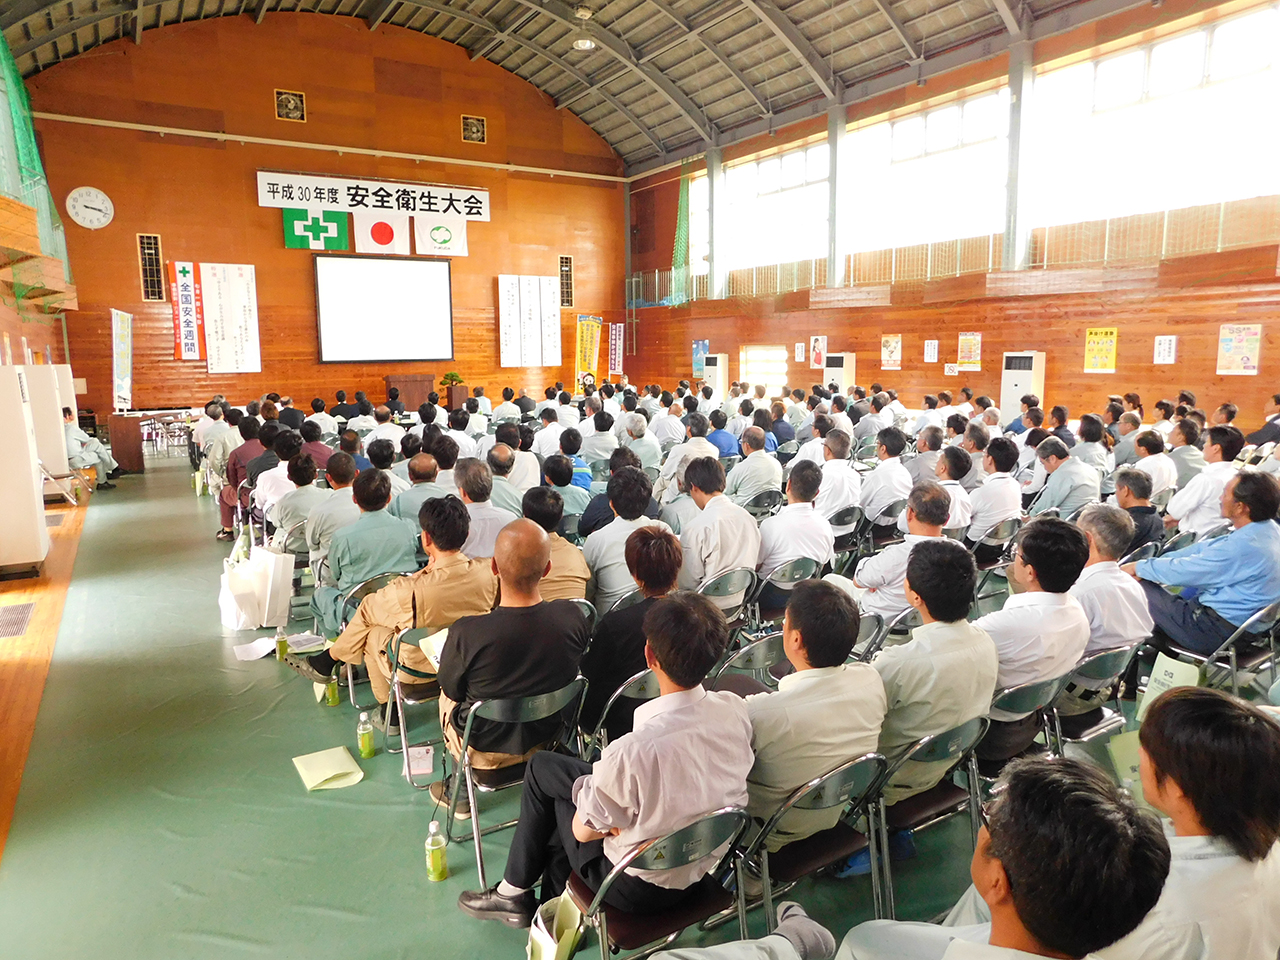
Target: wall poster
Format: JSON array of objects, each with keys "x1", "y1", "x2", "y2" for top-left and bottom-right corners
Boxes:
[
  {"x1": 1083, "y1": 327, "x2": 1118, "y2": 374},
  {"x1": 924, "y1": 340, "x2": 939, "y2": 364},
  {"x1": 1153, "y1": 335, "x2": 1177, "y2": 365},
  {"x1": 809, "y1": 336, "x2": 827, "y2": 370},
  {"x1": 957, "y1": 332, "x2": 982, "y2": 371},
  {"x1": 575, "y1": 316, "x2": 603, "y2": 390},
  {"x1": 199, "y1": 263, "x2": 261, "y2": 374},
  {"x1": 794, "y1": 342, "x2": 805, "y2": 363},
  {"x1": 880, "y1": 334, "x2": 902, "y2": 371},
  {"x1": 1216, "y1": 323, "x2": 1261, "y2": 376},
  {"x1": 609, "y1": 323, "x2": 624, "y2": 376},
  {"x1": 110, "y1": 308, "x2": 133, "y2": 410},
  {"x1": 692, "y1": 339, "x2": 709, "y2": 377}
]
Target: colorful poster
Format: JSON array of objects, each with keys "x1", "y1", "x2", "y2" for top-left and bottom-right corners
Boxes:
[
  {"x1": 1083, "y1": 327, "x2": 1118, "y2": 374},
  {"x1": 924, "y1": 340, "x2": 939, "y2": 364},
  {"x1": 692, "y1": 339, "x2": 709, "y2": 377},
  {"x1": 794, "y1": 342, "x2": 805, "y2": 363},
  {"x1": 1153, "y1": 335, "x2": 1177, "y2": 365},
  {"x1": 575, "y1": 315, "x2": 602, "y2": 391},
  {"x1": 957, "y1": 332, "x2": 982, "y2": 371},
  {"x1": 111, "y1": 308, "x2": 133, "y2": 410},
  {"x1": 168, "y1": 261, "x2": 205, "y2": 361},
  {"x1": 1216, "y1": 323, "x2": 1261, "y2": 376},
  {"x1": 880, "y1": 334, "x2": 902, "y2": 371},
  {"x1": 609, "y1": 323, "x2": 624, "y2": 375},
  {"x1": 809, "y1": 336, "x2": 827, "y2": 370}
]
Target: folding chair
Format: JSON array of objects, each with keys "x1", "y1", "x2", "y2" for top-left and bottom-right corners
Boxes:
[
  {"x1": 744, "y1": 754, "x2": 887, "y2": 929},
  {"x1": 1117, "y1": 542, "x2": 1159, "y2": 565},
  {"x1": 1065, "y1": 501, "x2": 1098, "y2": 523},
  {"x1": 941, "y1": 524, "x2": 969, "y2": 541},
  {"x1": 445, "y1": 678, "x2": 588, "y2": 889},
  {"x1": 567, "y1": 807, "x2": 753, "y2": 960},
  {"x1": 867, "y1": 499, "x2": 909, "y2": 551},
  {"x1": 1159, "y1": 529, "x2": 1197, "y2": 555},
  {"x1": 743, "y1": 488, "x2": 783, "y2": 521},
  {"x1": 977, "y1": 674, "x2": 1076, "y2": 778},
  {"x1": 829, "y1": 505, "x2": 866, "y2": 575},
  {"x1": 719, "y1": 455, "x2": 741, "y2": 474},
  {"x1": 642, "y1": 466, "x2": 660, "y2": 482},
  {"x1": 570, "y1": 597, "x2": 598, "y2": 633},
  {"x1": 1198, "y1": 520, "x2": 1233, "y2": 541},
  {"x1": 709, "y1": 631, "x2": 788, "y2": 690},
  {"x1": 858, "y1": 606, "x2": 922, "y2": 662},
  {"x1": 1236, "y1": 443, "x2": 1258, "y2": 465},
  {"x1": 38, "y1": 460, "x2": 81, "y2": 505},
  {"x1": 970, "y1": 517, "x2": 1021, "y2": 601},
  {"x1": 339, "y1": 572, "x2": 408, "y2": 710},
  {"x1": 583, "y1": 668, "x2": 662, "y2": 759},
  {"x1": 271, "y1": 520, "x2": 312, "y2": 616},
  {"x1": 775, "y1": 441, "x2": 799, "y2": 465},
  {"x1": 746, "y1": 557, "x2": 820, "y2": 628},
  {"x1": 849, "y1": 613, "x2": 885, "y2": 662},
  {"x1": 589, "y1": 459, "x2": 612, "y2": 482},
  {"x1": 1150, "y1": 488, "x2": 1175, "y2": 514},
  {"x1": 1048, "y1": 642, "x2": 1144, "y2": 749},
  {"x1": 1161, "y1": 601, "x2": 1280, "y2": 697},
  {"x1": 384, "y1": 626, "x2": 444, "y2": 786},
  {"x1": 872, "y1": 717, "x2": 988, "y2": 918},
  {"x1": 608, "y1": 588, "x2": 646, "y2": 614},
  {"x1": 560, "y1": 513, "x2": 585, "y2": 546},
  {"x1": 697, "y1": 567, "x2": 758, "y2": 629}
]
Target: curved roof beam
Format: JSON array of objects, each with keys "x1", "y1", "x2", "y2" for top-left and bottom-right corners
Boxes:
[
  {"x1": 869, "y1": 0, "x2": 921, "y2": 61},
  {"x1": 506, "y1": 0, "x2": 716, "y2": 143},
  {"x1": 11, "y1": 3, "x2": 138, "y2": 58},
  {"x1": 738, "y1": 0, "x2": 838, "y2": 100}
]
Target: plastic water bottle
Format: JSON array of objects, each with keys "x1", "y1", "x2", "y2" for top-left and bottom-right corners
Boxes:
[
  {"x1": 425, "y1": 821, "x2": 448, "y2": 881},
  {"x1": 356, "y1": 712, "x2": 375, "y2": 759},
  {"x1": 325, "y1": 678, "x2": 340, "y2": 706},
  {"x1": 274, "y1": 625, "x2": 287, "y2": 661}
]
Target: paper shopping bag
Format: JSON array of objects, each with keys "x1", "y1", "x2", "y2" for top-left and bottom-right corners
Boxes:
[
  {"x1": 527, "y1": 890, "x2": 583, "y2": 960},
  {"x1": 219, "y1": 557, "x2": 260, "y2": 631},
  {"x1": 249, "y1": 545, "x2": 294, "y2": 629}
]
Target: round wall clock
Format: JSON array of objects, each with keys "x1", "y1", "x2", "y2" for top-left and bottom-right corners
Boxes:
[{"x1": 66, "y1": 186, "x2": 115, "y2": 229}]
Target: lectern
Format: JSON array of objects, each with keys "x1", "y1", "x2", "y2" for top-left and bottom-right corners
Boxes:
[{"x1": 383, "y1": 374, "x2": 435, "y2": 411}]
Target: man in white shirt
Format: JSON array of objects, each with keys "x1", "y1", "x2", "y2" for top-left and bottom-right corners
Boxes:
[
  {"x1": 531, "y1": 408, "x2": 566, "y2": 460},
  {"x1": 346, "y1": 400, "x2": 378, "y2": 433},
  {"x1": 458, "y1": 592, "x2": 753, "y2": 927},
  {"x1": 677, "y1": 456, "x2": 762, "y2": 608},
  {"x1": 756, "y1": 461, "x2": 835, "y2": 606},
  {"x1": 533, "y1": 386, "x2": 558, "y2": 417},
  {"x1": 1052, "y1": 504, "x2": 1154, "y2": 720},
  {"x1": 958, "y1": 423, "x2": 989, "y2": 493},
  {"x1": 366, "y1": 438, "x2": 411, "y2": 496},
  {"x1": 490, "y1": 387, "x2": 521, "y2": 421},
  {"x1": 965, "y1": 437, "x2": 1022, "y2": 558},
  {"x1": 828, "y1": 394, "x2": 854, "y2": 435},
  {"x1": 972, "y1": 518, "x2": 1090, "y2": 769},
  {"x1": 464, "y1": 398, "x2": 489, "y2": 437},
  {"x1": 793, "y1": 414, "x2": 832, "y2": 467},
  {"x1": 813, "y1": 429, "x2": 862, "y2": 536},
  {"x1": 621, "y1": 413, "x2": 662, "y2": 470},
  {"x1": 727, "y1": 398, "x2": 755, "y2": 440},
  {"x1": 826, "y1": 480, "x2": 949, "y2": 621},
  {"x1": 719, "y1": 384, "x2": 743, "y2": 418},
  {"x1": 900, "y1": 447, "x2": 971, "y2": 534},
  {"x1": 444, "y1": 408, "x2": 479, "y2": 459},
  {"x1": 472, "y1": 386, "x2": 492, "y2": 416},
  {"x1": 1133, "y1": 431, "x2": 1177, "y2": 497},
  {"x1": 583, "y1": 467, "x2": 672, "y2": 611},
  {"x1": 252, "y1": 431, "x2": 303, "y2": 514},
  {"x1": 455, "y1": 458, "x2": 518, "y2": 559},
  {"x1": 191, "y1": 402, "x2": 227, "y2": 448},
  {"x1": 1165, "y1": 424, "x2": 1242, "y2": 536},
  {"x1": 267, "y1": 453, "x2": 332, "y2": 552},
  {"x1": 555, "y1": 391, "x2": 581, "y2": 426},
  {"x1": 654, "y1": 413, "x2": 718, "y2": 504},
  {"x1": 599, "y1": 383, "x2": 622, "y2": 419},
  {"x1": 725, "y1": 427, "x2": 783, "y2": 507},
  {"x1": 934, "y1": 390, "x2": 958, "y2": 423},
  {"x1": 638, "y1": 385, "x2": 662, "y2": 416},
  {"x1": 852, "y1": 393, "x2": 892, "y2": 441},
  {"x1": 305, "y1": 453, "x2": 360, "y2": 581},
  {"x1": 580, "y1": 411, "x2": 619, "y2": 463},
  {"x1": 305, "y1": 398, "x2": 339, "y2": 435},
  {"x1": 736, "y1": 581, "x2": 885, "y2": 852},
  {"x1": 906, "y1": 426, "x2": 943, "y2": 483},
  {"x1": 1028, "y1": 437, "x2": 1101, "y2": 518},
  {"x1": 651, "y1": 393, "x2": 688, "y2": 446},
  {"x1": 364, "y1": 405, "x2": 405, "y2": 446},
  {"x1": 860, "y1": 427, "x2": 913, "y2": 526},
  {"x1": 909, "y1": 395, "x2": 942, "y2": 436}
]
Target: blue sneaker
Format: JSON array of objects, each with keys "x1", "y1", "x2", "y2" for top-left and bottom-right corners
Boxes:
[{"x1": 832, "y1": 847, "x2": 873, "y2": 878}]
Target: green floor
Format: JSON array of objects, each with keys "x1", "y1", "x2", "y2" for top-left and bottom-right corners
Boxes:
[{"x1": 0, "y1": 457, "x2": 977, "y2": 960}]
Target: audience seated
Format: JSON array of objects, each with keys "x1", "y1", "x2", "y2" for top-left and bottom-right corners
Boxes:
[
  {"x1": 366, "y1": 438, "x2": 410, "y2": 495},
  {"x1": 337, "y1": 429, "x2": 371, "y2": 473},
  {"x1": 1245, "y1": 393, "x2": 1280, "y2": 445},
  {"x1": 1072, "y1": 413, "x2": 1115, "y2": 493},
  {"x1": 654, "y1": 412, "x2": 719, "y2": 503},
  {"x1": 453, "y1": 458, "x2": 518, "y2": 560},
  {"x1": 1167, "y1": 418, "x2": 1206, "y2": 491},
  {"x1": 556, "y1": 390, "x2": 581, "y2": 426},
  {"x1": 584, "y1": 466, "x2": 672, "y2": 612},
  {"x1": 770, "y1": 402, "x2": 796, "y2": 443},
  {"x1": 309, "y1": 469, "x2": 421, "y2": 634},
  {"x1": 1133, "y1": 431, "x2": 1177, "y2": 497},
  {"x1": 852, "y1": 393, "x2": 892, "y2": 441},
  {"x1": 297, "y1": 420, "x2": 333, "y2": 470},
  {"x1": 725, "y1": 426, "x2": 784, "y2": 507},
  {"x1": 860, "y1": 427, "x2": 913, "y2": 526},
  {"x1": 1123, "y1": 471, "x2": 1280, "y2": 658},
  {"x1": 1003, "y1": 392, "x2": 1037, "y2": 434},
  {"x1": 457, "y1": 591, "x2": 750, "y2": 927},
  {"x1": 556, "y1": 428, "x2": 593, "y2": 490},
  {"x1": 578, "y1": 527, "x2": 683, "y2": 738},
  {"x1": 965, "y1": 437, "x2": 1022, "y2": 560},
  {"x1": 267, "y1": 454, "x2": 330, "y2": 552},
  {"x1": 245, "y1": 421, "x2": 284, "y2": 484},
  {"x1": 900, "y1": 447, "x2": 971, "y2": 533},
  {"x1": 652, "y1": 391, "x2": 688, "y2": 445},
  {"x1": 1114, "y1": 467, "x2": 1165, "y2": 555},
  {"x1": 677, "y1": 457, "x2": 762, "y2": 606},
  {"x1": 756, "y1": 461, "x2": 835, "y2": 606},
  {"x1": 543, "y1": 454, "x2": 591, "y2": 516},
  {"x1": 346, "y1": 399, "x2": 377, "y2": 432},
  {"x1": 330, "y1": 391, "x2": 357, "y2": 421},
  {"x1": 1164, "y1": 424, "x2": 1242, "y2": 536},
  {"x1": 707, "y1": 409, "x2": 738, "y2": 457},
  {"x1": 906, "y1": 425, "x2": 943, "y2": 483},
  {"x1": 520, "y1": 487, "x2": 590, "y2": 602},
  {"x1": 532, "y1": 407, "x2": 566, "y2": 459},
  {"x1": 1047, "y1": 404, "x2": 1075, "y2": 448},
  {"x1": 388, "y1": 453, "x2": 452, "y2": 521},
  {"x1": 253, "y1": 429, "x2": 304, "y2": 514},
  {"x1": 215, "y1": 416, "x2": 262, "y2": 539},
  {"x1": 484, "y1": 443, "x2": 526, "y2": 516},
  {"x1": 1028, "y1": 437, "x2": 1100, "y2": 517},
  {"x1": 958, "y1": 423, "x2": 990, "y2": 493},
  {"x1": 444, "y1": 408, "x2": 479, "y2": 459},
  {"x1": 366, "y1": 405, "x2": 404, "y2": 445},
  {"x1": 621, "y1": 413, "x2": 662, "y2": 469},
  {"x1": 578, "y1": 448, "x2": 661, "y2": 538},
  {"x1": 580, "y1": 411, "x2": 619, "y2": 463},
  {"x1": 811, "y1": 429, "x2": 861, "y2": 536}
]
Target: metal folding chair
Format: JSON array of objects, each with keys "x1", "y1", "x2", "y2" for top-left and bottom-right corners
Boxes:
[
  {"x1": 859, "y1": 606, "x2": 922, "y2": 662},
  {"x1": 849, "y1": 613, "x2": 885, "y2": 662},
  {"x1": 567, "y1": 807, "x2": 753, "y2": 960},
  {"x1": 941, "y1": 524, "x2": 969, "y2": 541},
  {"x1": 384, "y1": 626, "x2": 444, "y2": 786},
  {"x1": 1117, "y1": 542, "x2": 1159, "y2": 565},
  {"x1": 1048, "y1": 642, "x2": 1144, "y2": 750},
  {"x1": 583, "y1": 668, "x2": 662, "y2": 759},
  {"x1": 719, "y1": 455, "x2": 741, "y2": 474},
  {"x1": 445, "y1": 678, "x2": 588, "y2": 889},
  {"x1": 866, "y1": 499, "x2": 909, "y2": 552},
  {"x1": 589, "y1": 459, "x2": 612, "y2": 481},
  {"x1": 969, "y1": 517, "x2": 1021, "y2": 601},
  {"x1": 978, "y1": 674, "x2": 1076, "y2": 778},
  {"x1": 709, "y1": 631, "x2": 787, "y2": 689},
  {"x1": 339, "y1": 572, "x2": 408, "y2": 710},
  {"x1": 608, "y1": 588, "x2": 646, "y2": 614},
  {"x1": 560, "y1": 513, "x2": 585, "y2": 545},
  {"x1": 1150, "y1": 488, "x2": 1175, "y2": 514},
  {"x1": 829, "y1": 504, "x2": 866, "y2": 575},
  {"x1": 1159, "y1": 529, "x2": 1197, "y2": 555},
  {"x1": 570, "y1": 597, "x2": 598, "y2": 633},
  {"x1": 1161, "y1": 601, "x2": 1280, "y2": 696},
  {"x1": 775, "y1": 441, "x2": 799, "y2": 465},
  {"x1": 746, "y1": 556, "x2": 820, "y2": 628},
  {"x1": 697, "y1": 567, "x2": 758, "y2": 627},
  {"x1": 743, "y1": 488, "x2": 783, "y2": 521}
]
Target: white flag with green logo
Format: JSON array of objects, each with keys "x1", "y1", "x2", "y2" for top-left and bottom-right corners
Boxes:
[
  {"x1": 413, "y1": 215, "x2": 468, "y2": 257},
  {"x1": 282, "y1": 209, "x2": 349, "y2": 250}
]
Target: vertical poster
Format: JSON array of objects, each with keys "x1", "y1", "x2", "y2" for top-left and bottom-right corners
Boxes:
[
  {"x1": 575, "y1": 315, "x2": 602, "y2": 391},
  {"x1": 518, "y1": 276, "x2": 542, "y2": 368},
  {"x1": 609, "y1": 323, "x2": 624, "y2": 375},
  {"x1": 497, "y1": 275, "x2": 521, "y2": 368},
  {"x1": 539, "y1": 276, "x2": 561, "y2": 367},
  {"x1": 1, "y1": 332, "x2": 10, "y2": 364},
  {"x1": 110, "y1": 308, "x2": 133, "y2": 410},
  {"x1": 957, "y1": 332, "x2": 982, "y2": 371},
  {"x1": 199, "y1": 263, "x2": 262, "y2": 374},
  {"x1": 1153, "y1": 336, "x2": 1177, "y2": 365},
  {"x1": 692, "y1": 339, "x2": 709, "y2": 377},
  {"x1": 1083, "y1": 327, "x2": 1118, "y2": 374},
  {"x1": 809, "y1": 336, "x2": 827, "y2": 370},
  {"x1": 794, "y1": 342, "x2": 805, "y2": 363},
  {"x1": 924, "y1": 340, "x2": 939, "y2": 364},
  {"x1": 1216, "y1": 323, "x2": 1261, "y2": 376},
  {"x1": 880, "y1": 334, "x2": 902, "y2": 371},
  {"x1": 168, "y1": 261, "x2": 205, "y2": 361}
]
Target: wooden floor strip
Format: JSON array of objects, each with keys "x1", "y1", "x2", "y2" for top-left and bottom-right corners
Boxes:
[{"x1": 0, "y1": 494, "x2": 88, "y2": 862}]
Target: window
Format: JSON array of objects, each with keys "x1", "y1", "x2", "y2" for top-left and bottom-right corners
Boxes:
[
  {"x1": 558, "y1": 256, "x2": 573, "y2": 307},
  {"x1": 688, "y1": 175, "x2": 709, "y2": 276},
  {"x1": 137, "y1": 234, "x2": 165, "y2": 301},
  {"x1": 720, "y1": 142, "x2": 830, "y2": 271},
  {"x1": 739, "y1": 344, "x2": 788, "y2": 397}
]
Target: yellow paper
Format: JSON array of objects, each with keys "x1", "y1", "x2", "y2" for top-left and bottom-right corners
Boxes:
[
  {"x1": 527, "y1": 892, "x2": 583, "y2": 960},
  {"x1": 1135, "y1": 652, "x2": 1201, "y2": 722},
  {"x1": 1083, "y1": 327, "x2": 1118, "y2": 374},
  {"x1": 1106, "y1": 730, "x2": 1153, "y2": 810},
  {"x1": 292, "y1": 746, "x2": 365, "y2": 791}
]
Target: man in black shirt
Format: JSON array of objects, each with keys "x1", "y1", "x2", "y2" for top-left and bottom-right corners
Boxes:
[
  {"x1": 331, "y1": 390, "x2": 359, "y2": 421},
  {"x1": 1114, "y1": 467, "x2": 1164, "y2": 555},
  {"x1": 385, "y1": 386, "x2": 405, "y2": 416},
  {"x1": 514, "y1": 388, "x2": 537, "y2": 416},
  {"x1": 433, "y1": 519, "x2": 591, "y2": 816}
]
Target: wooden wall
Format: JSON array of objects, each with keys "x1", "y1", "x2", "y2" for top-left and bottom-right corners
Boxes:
[
  {"x1": 621, "y1": 269, "x2": 1280, "y2": 434},
  {"x1": 0, "y1": 301, "x2": 63, "y2": 367},
  {"x1": 29, "y1": 14, "x2": 625, "y2": 415}
]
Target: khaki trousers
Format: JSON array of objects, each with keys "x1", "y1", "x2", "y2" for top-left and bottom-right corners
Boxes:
[{"x1": 439, "y1": 693, "x2": 543, "y2": 771}]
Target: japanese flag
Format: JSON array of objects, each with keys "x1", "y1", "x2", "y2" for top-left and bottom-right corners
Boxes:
[{"x1": 353, "y1": 212, "x2": 410, "y2": 255}]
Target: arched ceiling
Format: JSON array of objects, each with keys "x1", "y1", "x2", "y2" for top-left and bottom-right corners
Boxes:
[{"x1": 4, "y1": 0, "x2": 1147, "y2": 175}]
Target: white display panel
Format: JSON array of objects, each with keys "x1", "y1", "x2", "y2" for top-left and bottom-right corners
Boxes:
[{"x1": 315, "y1": 255, "x2": 453, "y2": 362}]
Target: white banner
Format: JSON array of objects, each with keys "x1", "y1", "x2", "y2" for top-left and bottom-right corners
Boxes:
[
  {"x1": 519, "y1": 276, "x2": 542, "y2": 368},
  {"x1": 200, "y1": 264, "x2": 262, "y2": 374},
  {"x1": 498, "y1": 275, "x2": 521, "y2": 369},
  {"x1": 414, "y1": 216, "x2": 468, "y2": 256},
  {"x1": 497, "y1": 275, "x2": 560, "y2": 368},
  {"x1": 111, "y1": 309, "x2": 132, "y2": 410},
  {"x1": 539, "y1": 276, "x2": 561, "y2": 367},
  {"x1": 256, "y1": 170, "x2": 490, "y2": 221}
]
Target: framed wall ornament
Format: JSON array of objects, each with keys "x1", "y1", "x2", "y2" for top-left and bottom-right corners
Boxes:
[
  {"x1": 274, "y1": 89, "x2": 306, "y2": 122},
  {"x1": 461, "y1": 116, "x2": 487, "y2": 144}
]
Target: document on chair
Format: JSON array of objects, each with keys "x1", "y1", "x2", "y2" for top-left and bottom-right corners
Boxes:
[
  {"x1": 417, "y1": 628, "x2": 450, "y2": 671},
  {"x1": 292, "y1": 746, "x2": 365, "y2": 791}
]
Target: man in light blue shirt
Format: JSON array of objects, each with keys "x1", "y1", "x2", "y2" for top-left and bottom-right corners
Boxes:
[
  {"x1": 1028, "y1": 437, "x2": 1099, "y2": 518},
  {"x1": 1124, "y1": 471, "x2": 1280, "y2": 655}
]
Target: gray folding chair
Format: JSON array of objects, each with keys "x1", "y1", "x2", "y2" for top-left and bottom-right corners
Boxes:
[
  {"x1": 941, "y1": 524, "x2": 969, "y2": 541},
  {"x1": 560, "y1": 513, "x2": 584, "y2": 545},
  {"x1": 1161, "y1": 601, "x2": 1280, "y2": 696},
  {"x1": 979, "y1": 674, "x2": 1076, "y2": 778},
  {"x1": 745, "y1": 754, "x2": 888, "y2": 929},
  {"x1": 1049, "y1": 642, "x2": 1144, "y2": 750},
  {"x1": 970, "y1": 517, "x2": 1021, "y2": 600},
  {"x1": 608, "y1": 588, "x2": 646, "y2": 614},
  {"x1": 570, "y1": 597, "x2": 598, "y2": 633},
  {"x1": 1159, "y1": 529, "x2": 1197, "y2": 555},
  {"x1": 743, "y1": 488, "x2": 783, "y2": 520},
  {"x1": 697, "y1": 567, "x2": 758, "y2": 626},
  {"x1": 1117, "y1": 542, "x2": 1159, "y2": 565},
  {"x1": 584, "y1": 668, "x2": 662, "y2": 759},
  {"x1": 445, "y1": 678, "x2": 588, "y2": 889},
  {"x1": 829, "y1": 504, "x2": 866, "y2": 575},
  {"x1": 859, "y1": 606, "x2": 922, "y2": 662},
  {"x1": 339, "y1": 572, "x2": 407, "y2": 709},
  {"x1": 383, "y1": 626, "x2": 444, "y2": 785},
  {"x1": 849, "y1": 613, "x2": 885, "y2": 662},
  {"x1": 709, "y1": 631, "x2": 787, "y2": 690},
  {"x1": 566, "y1": 807, "x2": 753, "y2": 959},
  {"x1": 642, "y1": 466, "x2": 660, "y2": 482},
  {"x1": 775, "y1": 440, "x2": 799, "y2": 465},
  {"x1": 1150, "y1": 488, "x2": 1175, "y2": 514},
  {"x1": 872, "y1": 717, "x2": 989, "y2": 918},
  {"x1": 747, "y1": 557, "x2": 820, "y2": 628},
  {"x1": 867, "y1": 499, "x2": 909, "y2": 553},
  {"x1": 589, "y1": 459, "x2": 612, "y2": 481}
]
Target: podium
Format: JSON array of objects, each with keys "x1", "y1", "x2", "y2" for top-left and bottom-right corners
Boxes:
[
  {"x1": 108, "y1": 414, "x2": 146, "y2": 474},
  {"x1": 384, "y1": 374, "x2": 435, "y2": 412}
]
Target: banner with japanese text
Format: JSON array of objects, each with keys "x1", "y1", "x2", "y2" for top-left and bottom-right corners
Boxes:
[
  {"x1": 575, "y1": 315, "x2": 602, "y2": 391},
  {"x1": 257, "y1": 171, "x2": 490, "y2": 221},
  {"x1": 168, "y1": 261, "x2": 205, "y2": 361},
  {"x1": 111, "y1": 309, "x2": 133, "y2": 410},
  {"x1": 200, "y1": 264, "x2": 262, "y2": 374},
  {"x1": 609, "y1": 324, "x2": 624, "y2": 375},
  {"x1": 1216, "y1": 323, "x2": 1261, "y2": 376}
]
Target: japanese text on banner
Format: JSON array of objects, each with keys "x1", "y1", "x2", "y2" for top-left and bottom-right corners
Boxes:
[
  {"x1": 256, "y1": 171, "x2": 490, "y2": 221},
  {"x1": 575, "y1": 316, "x2": 602, "y2": 391},
  {"x1": 169, "y1": 261, "x2": 205, "y2": 361}
]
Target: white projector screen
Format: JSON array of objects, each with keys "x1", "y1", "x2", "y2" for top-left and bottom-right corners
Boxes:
[{"x1": 314, "y1": 255, "x2": 453, "y2": 362}]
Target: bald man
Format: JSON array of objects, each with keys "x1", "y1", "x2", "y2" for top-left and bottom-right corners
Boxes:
[{"x1": 433, "y1": 519, "x2": 593, "y2": 814}]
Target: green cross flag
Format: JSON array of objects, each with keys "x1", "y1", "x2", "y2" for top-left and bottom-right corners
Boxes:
[{"x1": 282, "y1": 208, "x2": 349, "y2": 250}]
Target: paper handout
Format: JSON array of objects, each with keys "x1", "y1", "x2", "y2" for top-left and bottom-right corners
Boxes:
[
  {"x1": 418, "y1": 628, "x2": 450, "y2": 671},
  {"x1": 286, "y1": 632, "x2": 326, "y2": 654},
  {"x1": 233, "y1": 635, "x2": 277, "y2": 661},
  {"x1": 292, "y1": 746, "x2": 365, "y2": 791}
]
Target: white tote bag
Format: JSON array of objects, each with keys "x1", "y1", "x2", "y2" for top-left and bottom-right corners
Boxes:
[
  {"x1": 219, "y1": 557, "x2": 260, "y2": 631},
  {"x1": 249, "y1": 545, "x2": 294, "y2": 629}
]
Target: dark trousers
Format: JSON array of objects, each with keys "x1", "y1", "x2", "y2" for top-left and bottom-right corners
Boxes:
[
  {"x1": 1141, "y1": 581, "x2": 1238, "y2": 656},
  {"x1": 756, "y1": 582, "x2": 791, "y2": 612},
  {"x1": 975, "y1": 714, "x2": 1042, "y2": 772},
  {"x1": 503, "y1": 751, "x2": 688, "y2": 913},
  {"x1": 966, "y1": 539, "x2": 1005, "y2": 565}
]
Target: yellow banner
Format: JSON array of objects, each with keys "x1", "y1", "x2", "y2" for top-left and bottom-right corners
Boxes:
[
  {"x1": 575, "y1": 315, "x2": 602, "y2": 390},
  {"x1": 1083, "y1": 327, "x2": 1117, "y2": 374}
]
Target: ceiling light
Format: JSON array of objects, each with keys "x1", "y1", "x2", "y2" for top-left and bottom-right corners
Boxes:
[{"x1": 573, "y1": 34, "x2": 596, "y2": 51}]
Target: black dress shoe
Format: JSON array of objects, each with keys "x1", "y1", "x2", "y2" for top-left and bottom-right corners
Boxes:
[
  {"x1": 457, "y1": 886, "x2": 537, "y2": 928},
  {"x1": 107, "y1": 468, "x2": 122, "y2": 479},
  {"x1": 95, "y1": 481, "x2": 116, "y2": 490}
]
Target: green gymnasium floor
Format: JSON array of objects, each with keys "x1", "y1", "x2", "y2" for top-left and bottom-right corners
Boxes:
[{"x1": 0, "y1": 457, "x2": 977, "y2": 960}]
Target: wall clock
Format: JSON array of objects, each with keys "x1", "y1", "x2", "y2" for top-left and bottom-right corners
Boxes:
[{"x1": 66, "y1": 187, "x2": 115, "y2": 229}]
